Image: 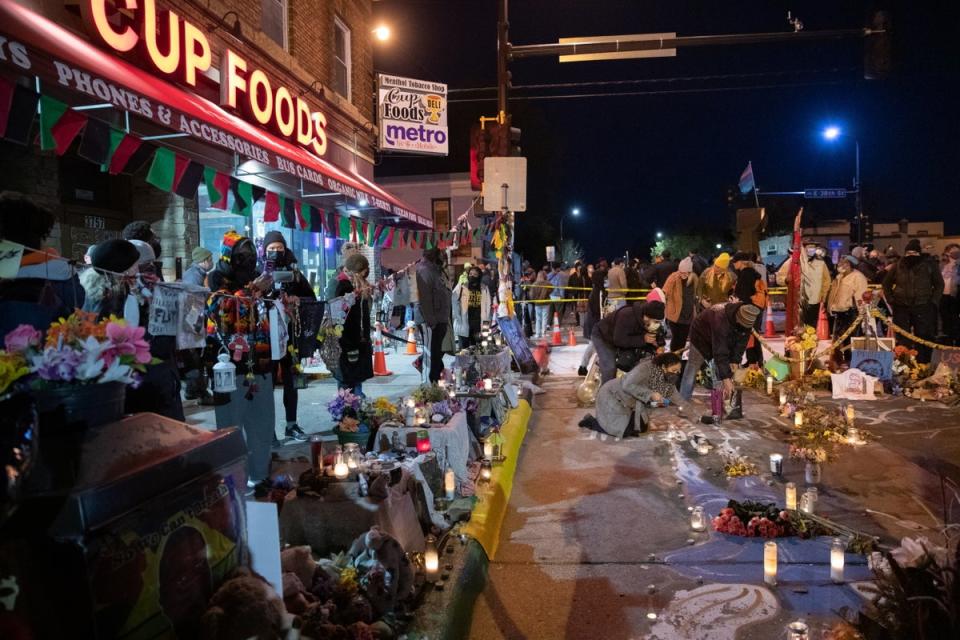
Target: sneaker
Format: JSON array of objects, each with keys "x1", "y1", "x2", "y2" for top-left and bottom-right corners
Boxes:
[
  {"x1": 577, "y1": 366, "x2": 588, "y2": 376},
  {"x1": 285, "y1": 424, "x2": 308, "y2": 441}
]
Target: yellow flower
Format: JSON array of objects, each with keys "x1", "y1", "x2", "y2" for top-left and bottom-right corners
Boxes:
[{"x1": 0, "y1": 353, "x2": 30, "y2": 395}]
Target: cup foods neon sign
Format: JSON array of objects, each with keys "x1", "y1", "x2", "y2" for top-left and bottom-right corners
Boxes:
[{"x1": 84, "y1": 0, "x2": 328, "y2": 156}]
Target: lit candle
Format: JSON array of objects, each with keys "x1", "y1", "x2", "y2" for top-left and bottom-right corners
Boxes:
[
  {"x1": 697, "y1": 442, "x2": 710, "y2": 455},
  {"x1": 769, "y1": 453, "x2": 783, "y2": 475},
  {"x1": 480, "y1": 459, "x2": 492, "y2": 481},
  {"x1": 483, "y1": 439, "x2": 494, "y2": 459},
  {"x1": 481, "y1": 340, "x2": 489, "y2": 349},
  {"x1": 785, "y1": 482, "x2": 797, "y2": 510},
  {"x1": 766, "y1": 375, "x2": 774, "y2": 395},
  {"x1": 779, "y1": 390, "x2": 788, "y2": 407},
  {"x1": 333, "y1": 448, "x2": 349, "y2": 480},
  {"x1": 483, "y1": 378, "x2": 493, "y2": 391},
  {"x1": 794, "y1": 411, "x2": 804, "y2": 427},
  {"x1": 416, "y1": 429, "x2": 432, "y2": 453},
  {"x1": 847, "y1": 426, "x2": 860, "y2": 445},
  {"x1": 444, "y1": 466, "x2": 456, "y2": 500},
  {"x1": 405, "y1": 397, "x2": 416, "y2": 408},
  {"x1": 830, "y1": 538, "x2": 845, "y2": 583},
  {"x1": 764, "y1": 540, "x2": 778, "y2": 585},
  {"x1": 438, "y1": 379, "x2": 447, "y2": 389},
  {"x1": 787, "y1": 620, "x2": 809, "y2": 640},
  {"x1": 424, "y1": 534, "x2": 439, "y2": 577},
  {"x1": 845, "y1": 404, "x2": 855, "y2": 426},
  {"x1": 800, "y1": 488, "x2": 816, "y2": 514},
  {"x1": 690, "y1": 506, "x2": 706, "y2": 531}
]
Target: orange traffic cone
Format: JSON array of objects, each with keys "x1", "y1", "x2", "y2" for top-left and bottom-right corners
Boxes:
[
  {"x1": 405, "y1": 322, "x2": 419, "y2": 355},
  {"x1": 533, "y1": 339, "x2": 550, "y2": 370},
  {"x1": 764, "y1": 299, "x2": 777, "y2": 338},
  {"x1": 373, "y1": 323, "x2": 393, "y2": 376},
  {"x1": 568, "y1": 328, "x2": 577, "y2": 346},
  {"x1": 817, "y1": 304, "x2": 830, "y2": 341},
  {"x1": 551, "y1": 312, "x2": 563, "y2": 346}
]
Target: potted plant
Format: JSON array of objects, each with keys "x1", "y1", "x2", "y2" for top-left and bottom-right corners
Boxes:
[{"x1": 328, "y1": 389, "x2": 368, "y2": 448}]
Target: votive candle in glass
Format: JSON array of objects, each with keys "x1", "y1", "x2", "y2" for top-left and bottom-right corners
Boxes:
[
  {"x1": 764, "y1": 541, "x2": 778, "y2": 586},
  {"x1": 830, "y1": 538, "x2": 845, "y2": 583},
  {"x1": 785, "y1": 482, "x2": 797, "y2": 510}
]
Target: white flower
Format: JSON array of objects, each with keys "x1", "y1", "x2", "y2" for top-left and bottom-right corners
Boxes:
[
  {"x1": 99, "y1": 359, "x2": 135, "y2": 385},
  {"x1": 890, "y1": 536, "x2": 948, "y2": 569}
]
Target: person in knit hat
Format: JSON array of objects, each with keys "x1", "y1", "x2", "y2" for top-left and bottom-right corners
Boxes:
[
  {"x1": 826, "y1": 255, "x2": 869, "y2": 362},
  {"x1": 697, "y1": 252, "x2": 734, "y2": 307},
  {"x1": 335, "y1": 252, "x2": 374, "y2": 392},
  {"x1": 680, "y1": 301, "x2": 759, "y2": 402},
  {"x1": 883, "y1": 238, "x2": 944, "y2": 363},
  {"x1": 591, "y1": 299, "x2": 667, "y2": 383},
  {"x1": 662, "y1": 257, "x2": 699, "y2": 353},
  {"x1": 182, "y1": 246, "x2": 213, "y2": 287}
]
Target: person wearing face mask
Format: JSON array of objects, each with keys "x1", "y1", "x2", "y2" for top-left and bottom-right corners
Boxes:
[
  {"x1": 591, "y1": 300, "x2": 666, "y2": 384},
  {"x1": 826, "y1": 255, "x2": 869, "y2": 362},
  {"x1": 939, "y1": 244, "x2": 960, "y2": 346},
  {"x1": 777, "y1": 241, "x2": 831, "y2": 329},
  {"x1": 182, "y1": 246, "x2": 213, "y2": 287},
  {"x1": 679, "y1": 302, "x2": 759, "y2": 402},
  {"x1": 663, "y1": 257, "x2": 699, "y2": 352},
  {"x1": 581, "y1": 353, "x2": 685, "y2": 439},
  {"x1": 335, "y1": 253, "x2": 375, "y2": 393},
  {"x1": 122, "y1": 220, "x2": 165, "y2": 281},
  {"x1": 452, "y1": 265, "x2": 491, "y2": 349},
  {"x1": 416, "y1": 248, "x2": 452, "y2": 383},
  {"x1": 883, "y1": 239, "x2": 944, "y2": 363},
  {"x1": 207, "y1": 231, "x2": 277, "y2": 490},
  {"x1": 261, "y1": 230, "x2": 315, "y2": 443},
  {"x1": 730, "y1": 252, "x2": 768, "y2": 367},
  {"x1": 697, "y1": 252, "x2": 734, "y2": 307}
]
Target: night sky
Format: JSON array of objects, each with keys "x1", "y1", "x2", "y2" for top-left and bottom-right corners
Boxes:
[{"x1": 373, "y1": 1, "x2": 960, "y2": 261}]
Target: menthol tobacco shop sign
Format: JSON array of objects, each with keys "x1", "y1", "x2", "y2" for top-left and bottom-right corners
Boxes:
[{"x1": 377, "y1": 73, "x2": 448, "y2": 156}]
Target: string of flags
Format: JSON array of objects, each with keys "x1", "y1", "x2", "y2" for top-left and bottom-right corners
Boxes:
[{"x1": 0, "y1": 78, "x2": 500, "y2": 250}]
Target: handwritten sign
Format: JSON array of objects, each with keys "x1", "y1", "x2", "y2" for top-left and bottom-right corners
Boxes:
[
  {"x1": 499, "y1": 316, "x2": 539, "y2": 374},
  {"x1": 148, "y1": 284, "x2": 179, "y2": 336},
  {"x1": 177, "y1": 287, "x2": 208, "y2": 349},
  {"x1": 0, "y1": 240, "x2": 24, "y2": 278},
  {"x1": 830, "y1": 367, "x2": 879, "y2": 400}
]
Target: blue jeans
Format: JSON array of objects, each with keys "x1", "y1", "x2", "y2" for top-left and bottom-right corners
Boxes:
[
  {"x1": 535, "y1": 305, "x2": 550, "y2": 337},
  {"x1": 679, "y1": 344, "x2": 707, "y2": 401}
]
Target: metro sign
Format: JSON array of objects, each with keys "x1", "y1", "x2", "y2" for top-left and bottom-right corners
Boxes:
[{"x1": 83, "y1": 0, "x2": 328, "y2": 156}]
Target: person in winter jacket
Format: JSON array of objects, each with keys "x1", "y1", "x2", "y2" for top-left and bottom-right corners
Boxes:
[
  {"x1": 0, "y1": 193, "x2": 85, "y2": 336},
  {"x1": 663, "y1": 258, "x2": 698, "y2": 352},
  {"x1": 262, "y1": 230, "x2": 315, "y2": 442},
  {"x1": 577, "y1": 261, "x2": 608, "y2": 375},
  {"x1": 206, "y1": 231, "x2": 277, "y2": 486},
  {"x1": 451, "y1": 265, "x2": 491, "y2": 348},
  {"x1": 646, "y1": 251, "x2": 678, "y2": 289},
  {"x1": 324, "y1": 242, "x2": 361, "y2": 300},
  {"x1": 731, "y1": 252, "x2": 768, "y2": 366},
  {"x1": 679, "y1": 302, "x2": 759, "y2": 401},
  {"x1": 777, "y1": 242, "x2": 831, "y2": 328},
  {"x1": 591, "y1": 300, "x2": 666, "y2": 383},
  {"x1": 529, "y1": 269, "x2": 553, "y2": 338},
  {"x1": 586, "y1": 353, "x2": 684, "y2": 439},
  {"x1": 607, "y1": 258, "x2": 628, "y2": 309},
  {"x1": 697, "y1": 252, "x2": 734, "y2": 307},
  {"x1": 416, "y1": 248, "x2": 452, "y2": 382},
  {"x1": 883, "y1": 238, "x2": 944, "y2": 363},
  {"x1": 335, "y1": 252, "x2": 375, "y2": 391},
  {"x1": 826, "y1": 255, "x2": 869, "y2": 361},
  {"x1": 940, "y1": 244, "x2": 960, "y2": 345},
  {"x1": 182, "y1": 246, "x2": 213, "y2": 287}
]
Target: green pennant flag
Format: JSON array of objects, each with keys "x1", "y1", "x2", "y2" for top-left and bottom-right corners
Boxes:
[
  {"x1": 365, "y1": 221, "x2": 377, "y2": 245},
  {"x1": 38, "y1": 95, "x2": 69, "y2": 151},
  {"x1": 204, "y1": 166, "x2": 229, "y2": 209},
  {"x1": 232, "y1": 180, "x2": 254, "y2": 216},
  {"x1": 338, "y1": 215, "x2": 351, "y2": 240},
  {"x1": 425, "y1": 232, "x2": 435, "y2": 250},
  {"x1": 145, "y1": 147, "x2": 186, "y2": 192}
]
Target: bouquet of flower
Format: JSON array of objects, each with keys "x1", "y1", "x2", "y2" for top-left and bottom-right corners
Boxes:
[
  {"x1": 429, "y1": 398, "x2": 462, "y2": 421},
  {"x1": 712, "y1": 500, "x2": 789, "y2": 538},
  {"x1": 717, "y1": 443, "x2": 759, "y2": 478},
  {"x1": 410, "y1": 383, "x2": 449, "y2": 405},
  {"x1": 0, "y1": 312, "x2": 153, "y2": 395},
  {"x1": 789, "y1": 444, "x2": 829, "y2": 463},
  {"x1": 740, "y1": 367, "x2": 766, "y2": 391},
  {"x1": 360, "y1": 396, "x2": 402, "y2": 425},
  {"x1": 327, "y1": 388, "x2": 362, "y2": 422},
  {"x1": 785, "y1": 325, "x2": 819, "y2": 353}
]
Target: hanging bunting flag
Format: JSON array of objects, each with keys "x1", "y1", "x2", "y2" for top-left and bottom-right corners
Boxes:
[
  {"x1": 174, "y1": 160, "x2": 204, "y2": 198},
  {"x1": 146, "y1": 147, "x2": 190, "y2": 192},
  {"x1": 203, "y1": 166, "x2": 230, "y2": 209},
  {"x1": 295, "y1": 201, "x2": 309, "y2": 230},
  {"x1": 38, "y1": 96, "x2": 88, "y2": 155},
  {"x1": 0, "y1": 78, "x2": 14, "y2": 138},
  {"x1": 359, "y1": 221, "x2": 369, "y2": 245},
  {"x1": 381, "y1": 226, "x2": 396, "y2": 249},
  {"x1": 1, "y1": 82, "x2": 40, "y2": 146},
  {"x1": 108, "y1": 132, "x2": 153, "y2": 175},
  {"x1": 230, "y1": 178, "x2": 255, "y2": 216},
  {"x1": 338, "y1": 214, "x2": 351, "y2": 240},
  {"x1": 38, "y1": 95, "x2": 68, "y2": 151},
  {"x1": 372, "y1": 224, "x2": 384, "y2": 247},
  {"x1": 349, "y1": 218, "x2": 359, "y2": 243},
  {"x1": 280, "y1": 196, "x2": 297, "y2": 228},
  {"x1": 309, "y1": 205, "x2": 324, "y2": 233},
  {"x1": 77, "y1": 119, "x2": 111, "y2": 164},
  {"x1": 264, "y1": 191, "x2": 281, "y2": 222}
]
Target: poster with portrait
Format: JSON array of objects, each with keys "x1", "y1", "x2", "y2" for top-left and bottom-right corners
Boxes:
[{"x1": 850, "y1": 349, "x2": 894, "y2": 382}]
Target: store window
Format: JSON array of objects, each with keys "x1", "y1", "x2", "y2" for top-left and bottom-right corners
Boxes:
[
  {"x1": 333, "y1": 17, "x2": 352, "y2": 100},
  {"x1": 196, "y1": 184, "x2": 339, "y2": 297},
  {"x1": 262, "y1": 0, "x2": 288, "y2": 50}
]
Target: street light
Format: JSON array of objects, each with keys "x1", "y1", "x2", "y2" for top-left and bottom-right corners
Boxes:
[
  {"x1": 559, "y1": 207, "x2": 581, "y2": 256},
  {"x1": 372, "y1": 25, "x2": 391, "y2": 42},
  {"x1": 821, "y1": 124, "x2": 863, "y2": 242},
  {"x1": 715, "y1": 243, "x2": 722, "y2": 250},
  {"x1": 656, "y1": 231, "x2": 663, "y2": 239}
]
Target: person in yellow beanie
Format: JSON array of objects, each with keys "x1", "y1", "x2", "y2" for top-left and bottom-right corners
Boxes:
[{"x1": 696, "y1": 252, "x2": 735, "y2": 307}]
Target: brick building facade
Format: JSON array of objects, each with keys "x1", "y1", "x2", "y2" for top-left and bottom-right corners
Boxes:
[{"x1": 0, "y1": 0, "x2": 382, "y2": 277}]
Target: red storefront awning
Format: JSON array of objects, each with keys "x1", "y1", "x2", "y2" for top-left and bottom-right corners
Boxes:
[{"x1": 0, "y1": 1, "x2": 431, "y2": 228}]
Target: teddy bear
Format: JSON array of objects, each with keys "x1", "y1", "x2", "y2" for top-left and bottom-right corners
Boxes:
[
  {"x1": 199, "y1": 567, "x2": 288, "y2": 640},
  {"x1": 346, "y1": 527, "x2": 414, "y2": 616}
]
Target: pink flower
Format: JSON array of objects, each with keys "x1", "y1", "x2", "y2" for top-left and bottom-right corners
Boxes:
[
  {"x1": 5, "y1": 325, "x2": 42, "y2": 353},
  {"x1": 104, "y1": 322, "x2": 151, "y2": 365}
]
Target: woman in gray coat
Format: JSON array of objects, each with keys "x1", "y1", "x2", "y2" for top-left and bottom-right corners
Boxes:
[{"x1": 585, "y1": 353, "x2": 684, "y2": 438}]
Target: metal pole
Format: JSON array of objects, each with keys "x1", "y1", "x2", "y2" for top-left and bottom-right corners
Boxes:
[
  {"x1": 855, "y1": 139, "x2": 863, "y2": 243},
  {"x1": 560, "y1": 214, "x2": 564, "y2": 252},
  {"x1": 497, "y1": 0, "x2": 509, "y2": 121}
]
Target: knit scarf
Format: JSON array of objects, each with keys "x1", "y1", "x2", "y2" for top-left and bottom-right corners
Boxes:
[{"x1": 648, "y1": 364, "x2": 677, "y2": 399}]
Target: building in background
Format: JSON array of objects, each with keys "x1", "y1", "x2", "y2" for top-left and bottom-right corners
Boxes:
[{"x1": 0, "y1": 0, "x2": 428, "y2": 285}]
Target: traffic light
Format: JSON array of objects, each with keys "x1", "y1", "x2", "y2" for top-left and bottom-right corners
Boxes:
[
  {"x1": 470, "y1": 116, "x2": 520, "y2": 190},
  {"x1": 508, "y1": 124, "x2": 521, "y2": 156},
  {"x1": 864, "y1": 10, "x2": 892, "y2": 80},
  {"x1": 862, "y1": 216, "x2": 874, "y2": 242}
]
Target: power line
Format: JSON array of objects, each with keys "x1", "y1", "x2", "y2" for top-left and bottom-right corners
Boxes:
[
  {"x1": 447, "y1": 68, "x2": 858, "y2": 93},
  {"x1": 448, "y1": 79, "x2": 850, "y2": 103}
]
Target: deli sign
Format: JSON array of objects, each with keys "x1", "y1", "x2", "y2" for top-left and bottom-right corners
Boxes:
[
  {"x1": 83, "y1": 0, "x2": 328, "y2": 156},
  {"x1": 377, "y1": 73, "x2": 448, "y2": 156}
]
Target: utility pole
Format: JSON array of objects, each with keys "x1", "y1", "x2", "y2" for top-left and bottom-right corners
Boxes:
[{"x1": 496, "y1": 0, "x2": 516, "y2": 316}]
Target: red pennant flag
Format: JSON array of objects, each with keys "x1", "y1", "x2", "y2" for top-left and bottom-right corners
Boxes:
[
  {"x1": 264, "y1": 192, "x2": 280, "y2": 222},
  {"x1": 295, "y1": 201, "x2": 308, "y2": 230},
  {"x1": 50, "y1": 109, "x2": 88, "y2": 155},
  {"x1": 350, "y1": 218, "x2": 358, "y2": 243},
  {"x1": 372, "y1": 225, "x2": 384, "y2": 247},
  {"x1": 203, "y1": 167, "x2": 230, "y2": 209},
  {"x1": 382, "y1": 227, "x2": 395, "y2": 249},
  {"x1": 108, "y1": 134, "x2": 145, "y2": 175},
  {"x1": 360, "y1": 222, "x2": 369, "y2": 245}
]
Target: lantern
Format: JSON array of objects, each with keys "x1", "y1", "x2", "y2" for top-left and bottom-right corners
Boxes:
[
  {"x1": 310, "y1": 434, "x2": 324, "y2": 472},
  {"x1": 444, "y1": 465, "x2": 456, "y2": 500},
  {"x1": 345, "y1": 443, "x2": 361, "y2": 469},
  {"x1": 794, "y1": 411, "x2": 804, "y2": 427},
  {"x1": 764, "y1": 541, "x2": 778, "y2": 585},
  {"x1": 690, "y1": 506, "x2": 706, "y2": 531},
  {"x1": 787, "y1": 621, "x2": 809, "y2": 640},
  {"x1": 494, "y1": 334, "x2": 503, "y2": 347},
  {"x1": 480, "y1": 459, "x2": 492, "y2": 482},
  {"x1": 800, "y1": 488, "x2": 817, "y2": 514},
  {"x1": 830, "y1": 538, "x2": 845, "y2": 583},
  {"x1": 212, "y1": 352, "x2": 237, "y2": 393},
  {"x1": 424, "y1": 534, "x2": 439, "y2": 577},
  {"x1": 333, "y1": 446, "x2": 349, "y2": 479},
  {"x1": 769, "y1": 453, "x2": 783, "y2": 475},
  {"x1": 482, "y1": 438, "x2": 493, "y2": 459},
  {"x1": 785, "y1": 482, "x2": 797, "y2": 510},
  {"x1": 487, "y1": 428, "x2": 505, "y2": 460},
  {"x1": 416, "y1": 429, "x2": 432, "y2": 453},
  {"x1": 481, "y1": 340, "x2": 489, "y2": 349}
]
